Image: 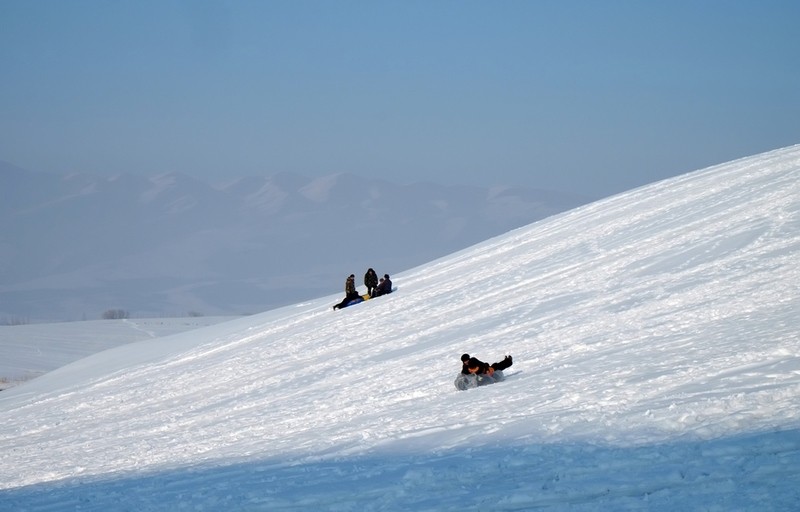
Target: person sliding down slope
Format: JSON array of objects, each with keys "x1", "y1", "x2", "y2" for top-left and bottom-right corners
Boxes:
[{"x1": 455, "y1": 353, "x2": 512, "y2": 390}]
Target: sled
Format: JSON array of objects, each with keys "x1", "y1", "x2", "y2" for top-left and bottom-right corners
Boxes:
[
  {"x1": 336, "y1": 288, "x2": 398, "y2": 310},
  {"x1": 454, "y1": 370, "x2": 504, "y2": 391}
]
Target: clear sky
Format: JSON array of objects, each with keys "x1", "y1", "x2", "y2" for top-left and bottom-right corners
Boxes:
[{"x1": 1, "y1": 0, "x2": 798, "y2": 197}]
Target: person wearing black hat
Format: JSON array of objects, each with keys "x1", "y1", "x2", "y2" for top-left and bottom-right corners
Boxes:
[
  {"x1": 460, "y1": 353, "x2": 512, "y2": 375},
  {"x1": 455, "y1": 353, "x2": 512, "y2": 390},
  {"x1": 460, "y1": 353, "x2": 473, "y2": 374}
]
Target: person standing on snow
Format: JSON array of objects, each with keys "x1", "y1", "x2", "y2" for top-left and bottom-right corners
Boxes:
[{"x1": 364, "y1": 268, "x2": 379, "y2": 297}]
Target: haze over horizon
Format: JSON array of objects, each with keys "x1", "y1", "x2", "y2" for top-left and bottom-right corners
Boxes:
[
  {"x1": 2, "y1": 1, "x2": 799, "y2": 197},
  {"x1": 0, "y1": 163, "x2": 591, "y2": 323}
]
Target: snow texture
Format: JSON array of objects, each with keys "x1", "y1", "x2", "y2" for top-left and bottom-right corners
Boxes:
[
  {"x1": 1, "y1": 145, "x2": 799, "y2": 510},
  {"x1": 0, "y1": 317, "x2": 239, "y2": 388}
]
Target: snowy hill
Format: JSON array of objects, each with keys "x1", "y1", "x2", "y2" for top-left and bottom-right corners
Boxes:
[
  {"x1": 0, "y1": 316, "x2": 240, "y2": 389},
  {"x1": 1, "y1": 145, "x2": 799, "y2": 510},
  {"x1": 0, "y1": 165, "x2": 588, "y2": 322}
]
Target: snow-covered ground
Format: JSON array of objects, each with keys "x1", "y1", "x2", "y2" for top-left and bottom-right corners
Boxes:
[
  {"x1": 1, "y1": 145, "x2": 799, "y2": 510},
  {"x1": 0, "y1": 316, "x2": 239, "y2": 390}
]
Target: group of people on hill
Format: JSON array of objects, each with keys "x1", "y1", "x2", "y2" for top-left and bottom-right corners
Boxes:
[{"x1": 332, "y1": 268, "x2": 392, "y2": 310}]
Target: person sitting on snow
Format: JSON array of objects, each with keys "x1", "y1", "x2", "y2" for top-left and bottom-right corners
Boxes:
[{"x1": 373, "y1": 274, "x2": 393, "y2": 297}]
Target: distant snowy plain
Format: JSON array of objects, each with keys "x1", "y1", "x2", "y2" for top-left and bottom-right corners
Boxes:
[
  {"x1": 1, "y1": 145, "x2": 799, "y2": 510},
  {"x1": 0, "y1": 317, "x2": 239, "y2": 390}
]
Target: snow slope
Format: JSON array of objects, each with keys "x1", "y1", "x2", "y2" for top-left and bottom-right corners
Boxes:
[
  {"x1": 1, "y1": 145, "x2": 799, "y2": 510},
  {"x1": 0, "y1": 316, "x2": 239, "y2": 389}
]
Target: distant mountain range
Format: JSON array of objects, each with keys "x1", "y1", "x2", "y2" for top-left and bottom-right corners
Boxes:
[{"x1": 0, "y1": 161, "x2": 591, "y2": 322}]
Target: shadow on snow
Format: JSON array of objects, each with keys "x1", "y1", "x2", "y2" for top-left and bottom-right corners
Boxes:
[{"x1": 2, "y1": 429, "x2": 799, "y2": 511}]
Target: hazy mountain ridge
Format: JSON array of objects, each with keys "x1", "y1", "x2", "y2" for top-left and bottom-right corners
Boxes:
[{"x1": 1, "y1": 162, "x2": 590, "y2": 321}]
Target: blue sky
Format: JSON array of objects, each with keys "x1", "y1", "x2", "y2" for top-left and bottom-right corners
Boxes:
[{"x1": 1, "y1": 0, "x2": 798, "y2": 197}]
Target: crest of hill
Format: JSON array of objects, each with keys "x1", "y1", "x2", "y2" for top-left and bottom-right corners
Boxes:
[{"x1": 0, "y1": 167, "x2": 590, "y2": 321}]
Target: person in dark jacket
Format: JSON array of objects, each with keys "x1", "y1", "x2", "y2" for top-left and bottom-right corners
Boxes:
[
  {"x1": 333, "y1": 274, "x2": 360, "y2": 310},
  {"x1": 454, "y1": 353, "x2": 513, "y2": 390},
  {"x1": 461, "y1": 353, "x2": 512, "y2": 376},
  {"x1": 460, "y1": 353, "x2": 473, "y2": 374},
  {"x1": 364, "y1": 268, "x2": 379, "y2": 297},
  {"x1": 373, "y1": 274, "x2": 392, "y2": 297}
]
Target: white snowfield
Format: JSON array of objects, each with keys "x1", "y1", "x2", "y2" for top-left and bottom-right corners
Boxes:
[
  {"x1": 1, "y1": 145, "x2": 799, "y2": 510},
  {"x1": 0, "y1": 316, "x2": 240, "y2": 389}
]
